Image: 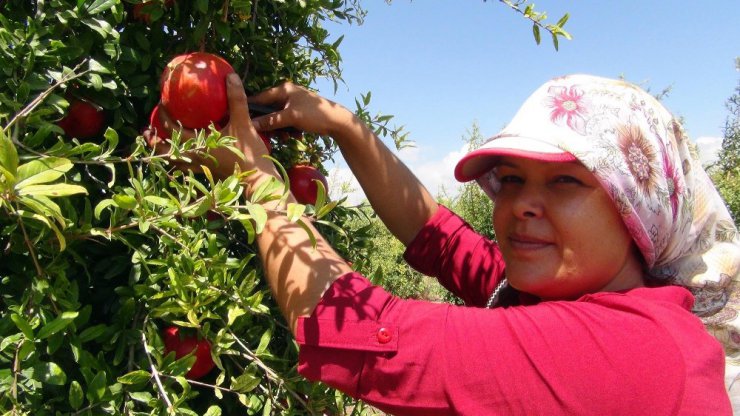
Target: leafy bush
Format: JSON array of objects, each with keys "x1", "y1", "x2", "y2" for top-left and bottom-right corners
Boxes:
[{"x1": 0, "y1": 1, "x2": 383, "y2": 414}]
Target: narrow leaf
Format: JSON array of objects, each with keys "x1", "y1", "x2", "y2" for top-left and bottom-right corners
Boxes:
[
  {"x1": 0, "y1": 128, "x2": 18, "y2": 181},
  {"x1": 94, "y1": 199, "x2": 116, "y2": 219},
  {"x1": 18, "y1": 184, "x2": 88, "y2": 198},
  {"x1": 532, "y1": 24, "x2": 541, "y2": 45},
  {"x1": 117, "y1": 370, "x2": 151, "y2": 385},
  {"x1": 37, "y1": 311, "x2": 79, "y2": 339},
  {"x1": 16, "y1": 157, "x2": 73, "y2": 188},
  {"x1": 10, "y1": 314, "x2": 35, "y2": 340}
]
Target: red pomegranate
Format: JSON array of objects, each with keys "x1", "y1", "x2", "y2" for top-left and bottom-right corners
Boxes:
[
  {"x1": 147, "y1": 105, "x2": 169, "y2": 142},
  {"x1": 58, "y1": 99, "x2": 105, "y2": 140},
  {"x1": 160, "y1": 52, "x2": 234, "y2": 130},
  {"x1": 287, "y1": 165, "x2": 329, "y2": 205}
]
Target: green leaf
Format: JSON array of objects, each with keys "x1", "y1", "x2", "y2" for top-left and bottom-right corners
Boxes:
[
  {"x1": 69, "y1": 380, "x2": 84, "y2": 410},
  {"x1": 532, "y1": 24, "x2": 541, "y2": 45},
  {"x1": 316, "y1": 200, "x2": 339, "y2": 220},
  {"x1": 20, "y1": 195, "x2": 65, "y2": 227},
  {"x1": 227, "y1": 306, "x2": 246, "y2": 326},
  {"x1": 83, "y1": 17, "x2": 119, "y2": 40},
  {"x1": 0, "y1": 128, "x2": 18, "y2": 182},
  {"x1": 78, "y1": 324, "x2": 107, "y2": 343},
  {"x1": 237, "y1": 215, "x2": 256, "y2": 244},
  {"x1": 204, "y1": 405, "x2": 222, "y2": 416},
  {"x1": 112, "y1": 194, "x2": 137, "y2": 210},
  {"x1": 117, "y1": 370, "x2": 151, "y2": 385},
  {"x1": 16, "y1": 157, "x2": 73, "y2": 188},
  {"x1": 246, "y1": 203, "x2": 267, "y2": 234},
  {"x1": 296, "y1": 219, "x2": 317, "y2": 248},
  {"x1": 129, "y1": 391, "x2": 153, "y2": 403},
  {"x1": 86, "y1": 0, "x2": 116, "y2": 15},
  {"x1": 17, "y1": 184, "x2": 88, "y2": 198},
  {"x1": 86, "y1": 371, "x2": 107, "y2": 403},
  {"x1": 231, "y1": 372, "x2": 261, "y2": 393},
  {"x1": 89, "y1": 73, "x2": 103, "y2": 90},
  {"x1": 34, "y1": 362, "x2": 67, "y2": 385},
  {"x1": 551, "y1": 32, "x2": 560, "y2": 51},
  {"x1": 94, "y1": 198, "x2": 116, "y2": 219},
  {"x1": 286, "y1": 202, "x2": 306, "y2": 222},
  {"x1": 144, "y1": 195, "x2": 173, "y2": 208},
  {"x1": 37, "y1": 311, "x2": 79, "y2": 339},
  {"x1": 255, "y1": 328, "x2": 272, "y2": 355},
  {"x1": 10, "y1": 314, "x2": 34, "y2": 340},
  {"x1": 556, "y1": 13, "x2": 570, "y2": 27},
  {"x1": 16, "y1": 210, "x2": 67, "y2": 250},
  {"x1": 103, "y1": 128, "x2": 119, "y2": 155}
]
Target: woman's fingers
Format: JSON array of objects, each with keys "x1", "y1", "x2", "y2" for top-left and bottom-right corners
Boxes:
[
  {"x1": 226, "y1": 74, "x2": 251, "y2": 124},
  {"x1": 250, "y1": 82, "x2": 291, "y2": 107},
  {"x1": 252, "y1": 109, "x2": 291, "y2": 132}
]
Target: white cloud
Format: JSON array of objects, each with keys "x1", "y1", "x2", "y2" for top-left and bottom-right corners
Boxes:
[
  {"x1": 694, "y1": 136, "x2": 723, "y2": 166},
  {"x1": 326, "y1": 143, "x2": 471, "y2": 206},
  {"x1": 327, "y1": 165, "x2": 365, "y2": 205}
]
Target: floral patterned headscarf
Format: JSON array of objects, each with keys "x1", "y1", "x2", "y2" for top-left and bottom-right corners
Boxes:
[{"x1": 455, "y1": 74, "x2": 740, "y2": 394}]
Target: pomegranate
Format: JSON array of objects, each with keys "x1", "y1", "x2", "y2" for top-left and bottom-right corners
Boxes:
[
  {"x1": 160, "y1": 52, "x2": 234, "y2": 130},
  {"x1": 57, "y1": 99, "x2": 105, "y2": 140},
  {"x1": 287, "y1": 165, "x2": 329, "y2": 205}
]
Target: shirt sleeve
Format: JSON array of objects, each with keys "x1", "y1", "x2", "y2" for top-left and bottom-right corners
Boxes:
[
  {"x1": 296, "y1": 273, "x2": 689, "y2": 416},
  {"x1": 402, "y1": 205, "x2": 505, "y2": 306}
]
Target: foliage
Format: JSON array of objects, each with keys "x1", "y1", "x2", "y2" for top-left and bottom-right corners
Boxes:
[
  {"x1": 441, "y1": 122, "x2": 495, "y2": 241},
  {"x1": 712, "y1": 70, "x2": 740, "y2": 227},
  {"x1": 0, "y1": 1, "x2": 383, "y2": 414},
  {"x1": 345, "y1": 206, "x2": 454, "y2": 303},
  {"x1": 493, "y1": 0, "x2": 572, "y2": 50}
]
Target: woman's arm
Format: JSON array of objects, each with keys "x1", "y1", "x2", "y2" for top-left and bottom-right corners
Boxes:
[{"x1": 250, "y1": 82, "x2": 439, "y2": 245}]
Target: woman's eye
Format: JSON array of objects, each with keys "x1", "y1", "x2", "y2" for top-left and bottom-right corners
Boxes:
[
  {"x1": 499, "y1": 175, "x2": 523, "y2": 184},
  {"x1": 553, "y1": 175, "x2": 582, "y2": 185}
]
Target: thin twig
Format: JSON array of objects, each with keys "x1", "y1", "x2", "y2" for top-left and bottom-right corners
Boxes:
[
  {"x1": 4, "y1": 61, "x2": 90, "y2": 133},
  {"x1": 16, "y1": 210, "x2": 44, "y2": 278},
  {"x1": 225, "y1": 327, "x2": 313, "y2": 412},
  {"x1": 151, "y1": 224, "x2": 188, "y2": 250},
  {"x1": 141, "y1": 317, "x2": 174, "y2": 412}
]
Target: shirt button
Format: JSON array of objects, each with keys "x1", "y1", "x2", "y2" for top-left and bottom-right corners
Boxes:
[{"x1": 377, "y1": 327, "x2": 392, "y2": 344}]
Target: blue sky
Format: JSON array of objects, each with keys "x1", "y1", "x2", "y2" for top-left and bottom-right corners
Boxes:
[{"x1": 314, "y1": 1, "x2": 740, "y2": 201}]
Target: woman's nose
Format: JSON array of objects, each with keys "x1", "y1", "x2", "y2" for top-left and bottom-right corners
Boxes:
[{"x1": 511, "y1": 185, "x2": 544, "y2": 219}]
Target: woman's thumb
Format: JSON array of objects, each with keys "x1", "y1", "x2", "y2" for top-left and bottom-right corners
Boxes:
[{"x1": 226, "y1": 73, "x2": 249, "y2": 119}]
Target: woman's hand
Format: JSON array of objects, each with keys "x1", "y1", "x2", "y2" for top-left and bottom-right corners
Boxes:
[
  {"x1": 145, "y1": 74, "x2": 275, "y2": 183},
  {"x1": 250, "y1": 82, "x2": 355, "y2": 138}
]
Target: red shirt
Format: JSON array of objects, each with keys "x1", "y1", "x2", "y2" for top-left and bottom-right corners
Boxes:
[{"x1": 296, "y1": 206, "x2": 731, "y2": 415}]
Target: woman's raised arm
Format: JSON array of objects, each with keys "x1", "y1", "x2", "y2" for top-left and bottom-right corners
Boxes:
[{"x1": 250, "y1": 82, "x2": 439, "y2": 245}]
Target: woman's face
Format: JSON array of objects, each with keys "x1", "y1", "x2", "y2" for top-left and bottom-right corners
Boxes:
[{"x1": 492, "y1": 156, "x2": 644, "y2": 300}]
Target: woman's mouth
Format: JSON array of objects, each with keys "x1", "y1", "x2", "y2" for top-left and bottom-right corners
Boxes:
[{"x1": 508, "y1": 234, "x2": 552, "y2": 250}]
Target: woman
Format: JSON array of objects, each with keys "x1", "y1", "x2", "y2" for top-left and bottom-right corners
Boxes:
[{"x1": 154, "y1": 73, "x2": 739, "y2": 415}]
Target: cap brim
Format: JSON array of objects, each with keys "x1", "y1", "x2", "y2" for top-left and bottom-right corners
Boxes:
[{"x1": 454, "y1": 136, "x2": 577, "y2": 182}]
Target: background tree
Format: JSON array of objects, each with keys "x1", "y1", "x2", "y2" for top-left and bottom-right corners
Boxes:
[{"x1": 711, "y1": 60, "x2": 740, "y2": 227}]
